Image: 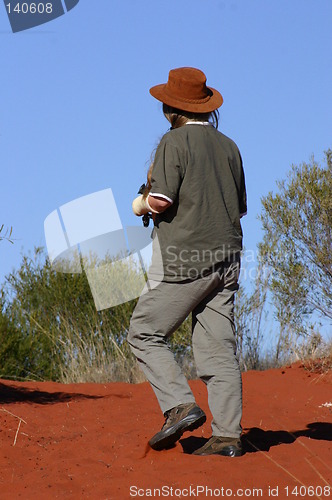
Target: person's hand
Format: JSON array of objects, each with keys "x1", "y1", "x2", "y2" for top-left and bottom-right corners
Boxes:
[{"x1": 132, "y1": 195, "x2": 150, "y2": 216}]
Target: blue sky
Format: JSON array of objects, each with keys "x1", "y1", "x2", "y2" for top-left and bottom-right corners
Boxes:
[{"x1": 1, "y1": 0, "x2": 331, "y2": 327}]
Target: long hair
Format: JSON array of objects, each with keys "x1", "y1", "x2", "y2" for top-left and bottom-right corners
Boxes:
[
  {"x1": 162, "y1": 103, "x2": 219, "y2": 129},
  {"x1": 143, "y1": 104, "x2": 219, "y2": 198}
]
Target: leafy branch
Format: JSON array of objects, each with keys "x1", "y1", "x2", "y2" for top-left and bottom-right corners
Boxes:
[{"x1": 0, "y1": 225, "x2": 13, "y2": 244}]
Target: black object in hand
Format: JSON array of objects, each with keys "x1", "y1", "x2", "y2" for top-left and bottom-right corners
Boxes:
[{"x1": 138, "y1": 184, "x2": 152, "y2": 228}]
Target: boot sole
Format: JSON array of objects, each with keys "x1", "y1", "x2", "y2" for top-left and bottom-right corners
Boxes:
[{"x1": 149, "y1": 412, "x2": 206, "y2": 451}]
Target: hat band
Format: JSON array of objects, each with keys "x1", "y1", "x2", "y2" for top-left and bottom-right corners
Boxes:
[{"x1": 163, "y1": 87, "x2": 212, "y2": 105}]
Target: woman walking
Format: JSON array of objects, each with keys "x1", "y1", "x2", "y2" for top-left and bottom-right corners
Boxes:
[{"x1": 129, "y1": 67, "x2": 247, "y2": 457}]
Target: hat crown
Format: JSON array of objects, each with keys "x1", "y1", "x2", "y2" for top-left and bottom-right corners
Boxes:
[{"x1": 166, "y1": 67, "x2": 210, "y2": 101}]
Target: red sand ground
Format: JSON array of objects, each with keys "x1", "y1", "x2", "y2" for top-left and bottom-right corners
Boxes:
[{"x1": 0, "y1": 363, "x2": 331, "y2": 499}]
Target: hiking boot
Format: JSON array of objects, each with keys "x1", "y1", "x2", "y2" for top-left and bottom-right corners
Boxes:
[
  {"x1": 192, "y1": 436, "x2": 242, "y2": 457},
  {"x1": 149, "y1": 402, "x2": 206, "y2": 451}
]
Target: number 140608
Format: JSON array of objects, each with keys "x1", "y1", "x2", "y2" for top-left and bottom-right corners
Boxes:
[
  {"x1": 6, "y1": 2, "x2": 53, "y2": 14},
  {"x1": 284, "y1": 485, "x2": 331, "y2": 497}
]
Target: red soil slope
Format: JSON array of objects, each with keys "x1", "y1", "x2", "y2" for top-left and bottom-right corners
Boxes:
[{"x1": 0, "y1": 363, "x2": 331, "y2": 499}]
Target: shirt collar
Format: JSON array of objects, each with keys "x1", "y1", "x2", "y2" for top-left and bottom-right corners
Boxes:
[{"x1": 185, "y1": 121, "x2": 211, "y2": 126}]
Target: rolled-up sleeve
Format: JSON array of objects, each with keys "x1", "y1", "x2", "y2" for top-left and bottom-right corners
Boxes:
[{"x1": 149, "y1": 137, "x2": 183, "y2": 203}]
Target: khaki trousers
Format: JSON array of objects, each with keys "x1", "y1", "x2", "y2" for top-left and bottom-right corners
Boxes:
[{"x1": 127, "y1": 258, "x2": 242, "y2": 438}]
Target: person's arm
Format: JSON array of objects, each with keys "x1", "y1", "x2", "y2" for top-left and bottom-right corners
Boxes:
[
  {"x1": 132, "y1": 135, "x2": 182, "y2": 217},
  {"x1": 132, "y1": 194, "x2": 172, "y2": 216},
  {"x1": 148, "y1": 195, "x2": 172, "y2": 213},
  {"x1": 236, "y1": 149, "x2": 247, "y2": 218}
]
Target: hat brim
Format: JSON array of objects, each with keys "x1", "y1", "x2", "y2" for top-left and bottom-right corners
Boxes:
[{"x1": 149, "y1": 83, "x2": 223, "y2": 113}]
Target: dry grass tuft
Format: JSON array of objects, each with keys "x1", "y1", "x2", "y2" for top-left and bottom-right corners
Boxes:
[{"x1": 299, "y1": 341, "x2": 332, "y2": 374}]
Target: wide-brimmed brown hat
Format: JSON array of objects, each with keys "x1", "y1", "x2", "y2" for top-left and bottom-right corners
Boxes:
[{"x1": 149, "y1": 67, "x2": 223, "y2": 113}]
